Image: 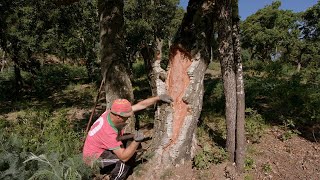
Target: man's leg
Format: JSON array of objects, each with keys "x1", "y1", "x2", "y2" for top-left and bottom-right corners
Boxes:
[
  {"x1": 99, "y1": 150, "x2": 131, "y2": 180},
  {"x1": 109, "y1": 160, "x2": 130, "y2": 180}
]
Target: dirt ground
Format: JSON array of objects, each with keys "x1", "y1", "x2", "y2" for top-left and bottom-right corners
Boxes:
[{"x1": 128, "y1": 127, "x2": 320, "y2": 180}]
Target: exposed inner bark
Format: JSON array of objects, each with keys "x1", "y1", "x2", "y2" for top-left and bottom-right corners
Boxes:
[
  {"x1": 166, "y1": 47, "x2": 192, "y2": 145},
  {"x1": 139, "y1": 1, "x2": 213, "y2": 178}
]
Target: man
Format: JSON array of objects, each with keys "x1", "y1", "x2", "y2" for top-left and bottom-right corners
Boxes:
[{"x1": 83, "y1": 94, "x2": 173, "y2": 180}]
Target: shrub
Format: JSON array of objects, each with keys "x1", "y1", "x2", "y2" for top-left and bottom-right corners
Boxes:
[
  {"x1": 193, "y1": 125, "x2": 228, "y2": 170},
  {"x1": 24, "y1": 153, "x2": 93, "y2": 180},
  {"x1": 245, "y1": 108, "x2": 266, "y2": 143}
]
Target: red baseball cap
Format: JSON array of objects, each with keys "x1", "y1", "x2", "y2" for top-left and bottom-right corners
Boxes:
[{"x1": 110, "y1": 99, "x2": 133, "y2": 117}]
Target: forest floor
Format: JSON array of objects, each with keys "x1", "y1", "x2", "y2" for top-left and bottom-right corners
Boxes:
[{"x1": 128, "y1": 127, "x2": 320, "y2": 180}]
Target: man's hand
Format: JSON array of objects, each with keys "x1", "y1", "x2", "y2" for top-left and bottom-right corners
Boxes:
[
  {"x1": 159, "y1": 94, "x2": 173, "y2": 103},
  {"x1": 134, "y1": 130, "x2": 145, "y2": 142}
]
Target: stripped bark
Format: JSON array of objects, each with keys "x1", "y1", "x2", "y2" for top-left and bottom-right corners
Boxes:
[{"x1": 143, "y1": 0, "x2": 214, "y2": 178}]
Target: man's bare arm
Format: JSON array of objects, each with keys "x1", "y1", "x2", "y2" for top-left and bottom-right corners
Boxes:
[
  {"x1": 132, "y1": 94, "x2": 173, "y2": 112},
  {"x1": 112, "y1": 141, "x2": 140, "y2": 162},
  {"x1": 132, "y1": 96, "x2": 160, "y2": 112}
]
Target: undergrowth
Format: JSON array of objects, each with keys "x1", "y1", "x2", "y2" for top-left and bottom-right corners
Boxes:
[{"x1": 0, "y1": 65, "x2": 95, "y2": 179}]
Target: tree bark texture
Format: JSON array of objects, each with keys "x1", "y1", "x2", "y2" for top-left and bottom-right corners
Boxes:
[
  {"x1": 217, "y1": 0, "x2": 237, "y2": 162},
  {"x1": 142, "y1": 0, "x2": 214, "y2": 178},
  {"x1": 232, "y1": 0, "x2": 246, "y2": 172},
  {"x1": 98, "y1": 0, "x2": 134, "y2": 130},
  {"x1": 140, "y1": 38, "x2": 167, "y2": 97}
]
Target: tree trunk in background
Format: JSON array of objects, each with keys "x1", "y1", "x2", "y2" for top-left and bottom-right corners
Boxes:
[
  {"x1": 232, "y1": 0, "x2": 246, "y2": 172},
  {"x1": 217, "y1": 0, "x2": 237, "y2": 162},
  {"x1": 98, "y1": 0, "x2": 134, "y2": 131},
  {"x1": 142, "y1": 0, "x2": 214, "y2": 178},
  {"x1": 140, "y1": 38, "x2": 167, "y2": 97},
  {"x1": 13, "y1": 63, "x2": 23, "y2": 95}
]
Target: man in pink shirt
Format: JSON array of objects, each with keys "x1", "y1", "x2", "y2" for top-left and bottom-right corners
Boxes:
[{"x1": 83, "y1": 94, "x2": 173, "y2": 180}]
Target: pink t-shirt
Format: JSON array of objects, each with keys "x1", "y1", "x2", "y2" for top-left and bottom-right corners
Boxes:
[{"x1": 83, "y1": 111, "x2": 123, "y2": 164}]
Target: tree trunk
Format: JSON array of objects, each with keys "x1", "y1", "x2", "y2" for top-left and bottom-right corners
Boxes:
[
  {"x1": 141, "y1": 0, "x2": 214, "y2": 178},
  {"x1": 13, "y1": 64, "x2": 23, "y2": 96},
  {"x1": 140, "y1": 38, "x2": 167, "y2": 97},
  {"x1": 98, "y1": 0, "x2": 134, "y2": 131},
  {"x1": 217, "y1": 0, "x2": 237, "y2": 162},
  {"x1": 232, "y1": 0, "x2": 246, "y2": 172}
]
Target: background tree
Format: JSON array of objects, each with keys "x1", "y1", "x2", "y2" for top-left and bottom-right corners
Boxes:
[
  {"x1": 300, "y1": 1, "x2": 320, "y2": 69},
  {"x1": 124, "y1": 0, "x2": 184, "y2": 97},
  {"x1": 232, "y1": 0, "x2": 246, "y2": 172},
  {"x1": 216, "y1": 0, "x2": 246, "y2": 172},
  {"x1": 98, "y1": 0, "x2": 134, "y2": 129},
  {"x1": 0, "y1": 0, "x2": 99, "y2": 92},
  {"x1": 240, "y1": 1, "x2": 297, "y2": 62},
  {"x1": 217, "y1": 0, "x2": 237, "y2": 163}
]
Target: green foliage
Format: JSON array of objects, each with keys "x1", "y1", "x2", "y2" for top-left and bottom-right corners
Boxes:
[
  {"x1": 241, "y1": 1, "x2": 298, "y2": 61},
  {"x1": 132, "y1": 59, "x2": 147, "y2": 79},
  {"x1": 245, "y1": 157, "x2": 255, "y2": 171},
  {"x1": 0, "y1": 133, "x2": 36, "y2": 179},
  {"x1": 245, "y1": 60, "x2": 319, "y2": 140},
  {"x1": 262, "y1": 163, "x2": 272, "y2": 173},
  {"x1": 244, "y1": 174, "x2": 254, "y2": 180},
  {"x1": 280, "y1": 119, "x2": 301, "y2": 141},
  {"x1": 193, "y1": 144, "x2": 228, "y2": 170},
  {"x1": 24, "y1": 153, "x2": 93, "y2": 180},
  {"x1": 0, "y1": 108, "x2": 92, "y2": 179},
  {"x1": 0, "y1": 64, "x2": 88, "y2": 100},
  {"x1": 302, "y1": 1, "x2": 320, "y2": 40},
  {"x1": 0, "y1": 0, "x2": 99, "y2": 79},
  {"x1": 33, "y1": 64, "x2": 87, "y2": 97},
  {"x1": 193, "y1": 125, "x2": 228, "y2": 170},
  {"x1": 203, "y1": 78, "x2": 225, "y2": 114},
  {"x1": 124, "y1": 0, "x2": 183, "y2": 62},
  {"x1": 245, "y1": 108, "x2": 266, "y2": 143},
  {"x1": 3, "y1": 108, "x2": 83, "y2": 156},
  {"x1": 0, "y1": 64, "x2": 98, "y2": 179}
]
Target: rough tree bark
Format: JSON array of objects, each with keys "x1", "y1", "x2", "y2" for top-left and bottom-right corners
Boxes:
[
  {"x1": 141, "y1": 0, "x2": 214, "y2": 178},
  {"x1": 98, "y1": 0, "x2": 134, "y2": 130},
  {"x1": 217, "y1": 0, "x2": 237, "y2": 162},
  {"x1": 140, "y1": 38, "x2": 167, "y2": 97},
  {"x1": 232, "y1": 0, "x2": 246, "y2": 172}
]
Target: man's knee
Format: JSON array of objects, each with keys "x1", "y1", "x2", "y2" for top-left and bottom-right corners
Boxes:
[{"x1": 110, "y1": 161, "x2": 130, "y2": 180}]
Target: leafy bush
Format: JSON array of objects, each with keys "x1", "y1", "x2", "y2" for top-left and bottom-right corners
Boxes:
[
  {"x1": 245, "y1": 156, "x2": 255, "y2": 171},
  {"x1": 193, "y1": 144, "x2": 228, "y2": 170},
  {"x1": 132, "y1": 59, "x2": 146, "y2": 79},
  {"x1": 24, "y1": 153, "x2": 93, "y2": 180},
  {"x1": 4, "y1": 108, "x2": 84, "y2": 156},
  {"x1": 0, "y1": 133, "x2": 37, "y2": 179},
  {"x1": 245, "y1": 61, "x2": 319, "y2": 140},
  {"x1": 245, "y1": 108, "x2": 266, "y2": 143},
  {"x1": 193, "y1": 125, "x2": 228, "y2": 170},
  {"x1": 33, "y1": 64, "x2": 87, "y2": 98},
  {"x1": 0, "y1": 108, "x2": 92, "y2": 179}
]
